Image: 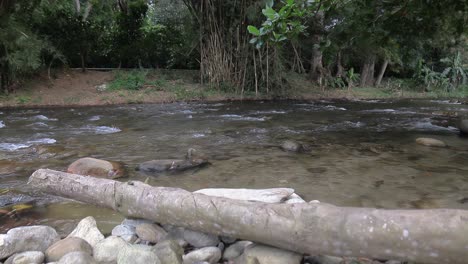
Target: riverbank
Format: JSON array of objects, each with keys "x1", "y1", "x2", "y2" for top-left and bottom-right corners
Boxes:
[{"x1": 0, "y1": 69, "x2": 466, "y2": 108}]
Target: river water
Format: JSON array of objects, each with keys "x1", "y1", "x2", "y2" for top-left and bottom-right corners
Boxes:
[{"x1": 1, "y1": 99, "x2": 467, "y2": 234}]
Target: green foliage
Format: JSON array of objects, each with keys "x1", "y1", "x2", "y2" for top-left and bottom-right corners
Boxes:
[
  {"x1": 248, "y1": 0, "x2": 313, "y2": 49},
  {"x1": 109, "y1": 70, "x2": 148, "y2": 91}
]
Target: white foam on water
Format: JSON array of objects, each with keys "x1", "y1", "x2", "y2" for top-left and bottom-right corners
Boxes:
[
  {"x1": 0, "y1": 138, "x2": 56, "y2": 151},
  {"x1": 220, "y1": 114, "x2": 267, "y2": 121},
  {"x1": 362, "y1": 109, "x2": 396, "y2": 113},
  {"x1": 92, "y1": 126, "x2": 122, "y2": 135},
  {"x1": 33, "y1": 115, "x2": 58, "y2": 121},
  {"x1": 89, "y1": 115, "x2": 101, "y2": 121},
  {"x1": 252, "y1": 110, "x2": 287, "y2": 114},
  {"x1": 192, "y1": 133, "x2": 206, "y2": 138},
  {"x1": 27, "y1": 138, "x2": 57, "y2": 144},
  {"x1": 0, "y1": 143, "x2": 30, "y2": 151},
  {"x1": 181, "y1": 110, "x2": 197, "y2": 114},
  {"x1": 0, "y1": 121, "x2": 4, "y2": 128},
  {"x1": 325, "y1": 105, "x2": 347, "y2": 111}
]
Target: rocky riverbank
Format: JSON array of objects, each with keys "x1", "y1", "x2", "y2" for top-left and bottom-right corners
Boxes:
[{"x1": 0, "y1": 215, "x2": 406, "y2": 264}]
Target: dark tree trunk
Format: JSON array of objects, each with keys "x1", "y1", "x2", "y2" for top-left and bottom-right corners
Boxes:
[
  {"x1": 309, "y1": 12, "x2": 324, "y2": 83},
  {"x1": 360, "y1": 54, "x2": 376, "y2": 87},
  {"x1": 80, "y1": 50, "x2": 86, "y2": 73},
  {"x1": 375, "y1": 59, "x2": 389, "y2": 86},
  {"x1": 335, "y1": 51, "x2": 344, "y2": 78}
]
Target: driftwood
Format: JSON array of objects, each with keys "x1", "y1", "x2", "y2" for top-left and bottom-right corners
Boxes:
[{"x1": 28, "y1": 169, "x2": 468, "y2": 264}]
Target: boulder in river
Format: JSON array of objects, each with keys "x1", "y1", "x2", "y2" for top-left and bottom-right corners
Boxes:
[
  {"x1": 67, "y1": 157, "x2": 125, "y2": 179},
  {"x1": 237, "y1": 244, "x2": 302, "y2": 264},
  {"x1": 281, "y1": 140, "x2": 304, "y2": 153},
  {"x1": 458, "y1": 118, "x2": 468, "y2": 135},
  {"x1": 415, "y1": 138, "x2": 447, "y2": 147},
  {"x1": 138, "y1": 148, "x2": 209, "y2": 174},
  {"x1": 66, "y1": 216, "x2": 104, "y2": 247}
]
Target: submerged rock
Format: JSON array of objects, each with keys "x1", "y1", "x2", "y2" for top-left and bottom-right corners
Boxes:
[
  {"x1": 459, "y1": 118, "x2": 468, "y2": 135},
  {"x1": 415, "y1": 138, "x2": 447, "y2": 147},
  {"x1": 67, "y1": 157, "x2": 125, "y2": 179},
  {"x1": 223, "y1": 241, "x2": 253, "y2": 260},
  {"x1": 138, "y1": 148, "x2": 209, "y2": 174},
  {"x1": 281, "y1": 140, "x2": 304, "y2": 153}
]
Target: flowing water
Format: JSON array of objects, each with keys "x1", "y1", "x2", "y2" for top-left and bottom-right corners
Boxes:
[{"x1": 1, "y1": 99, "x2": 468, "y2": 234}]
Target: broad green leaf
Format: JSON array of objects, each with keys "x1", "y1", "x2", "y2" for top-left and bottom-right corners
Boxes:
[
  {"x1": 262, "y1": 7, "x2": 277, "y2": 20},
  {"x1": 247, "y1": 25, "x2": 260, "y2": 36}
]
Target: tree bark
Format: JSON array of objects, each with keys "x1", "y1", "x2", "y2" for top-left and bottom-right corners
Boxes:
[
  {"x1": 375, "y1": 59, "x2": 389, "y2": 86},
  {"x1": 336, "y1": 51, "x2": 344, "y2": 78},
  {"x1": 28, "y1": 169, "x2": 468, "y2": 264},
  {"x1": 360, "y1": 54, "x2": 376, "y2": 87}
]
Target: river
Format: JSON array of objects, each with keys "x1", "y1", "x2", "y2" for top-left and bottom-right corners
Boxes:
[{"x1": 1, "y1": 99, "x2": 467, "y2": 234}]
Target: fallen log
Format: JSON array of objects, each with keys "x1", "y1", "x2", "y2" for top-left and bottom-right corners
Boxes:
[{"x1": 28, "y1": 169, "x2": 468, "y2": 264}]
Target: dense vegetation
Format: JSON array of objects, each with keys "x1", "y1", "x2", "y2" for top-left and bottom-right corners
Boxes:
[{"x1": 0, "y1": 0, "x2": 467, "y2": 96}]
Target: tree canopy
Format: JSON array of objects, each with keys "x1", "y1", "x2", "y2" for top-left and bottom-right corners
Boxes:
[{"x1": 0, "y1": 0, "x2": 467, "y2": 94}]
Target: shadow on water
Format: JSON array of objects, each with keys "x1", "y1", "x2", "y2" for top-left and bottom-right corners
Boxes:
[{"x1": 1, "y1": 99, "x2": 468, "y2": 231}]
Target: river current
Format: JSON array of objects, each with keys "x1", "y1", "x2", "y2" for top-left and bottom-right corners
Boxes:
[{"x1": 1, "y1": 99, "x2": 467, "y2": 234}]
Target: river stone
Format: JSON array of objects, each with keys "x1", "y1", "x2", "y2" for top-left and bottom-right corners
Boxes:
[
  {"x1": 162, "y1": 226, "x2": 188, "y2": 247},
  {"x1": 117, "y1": 245, "x2": 160, "y2": 264},
  {"x1": 136, "y1": 223, "x2": 167, "y2": 243},
  {"x1": 122, "y1": 218, "x2": 154, "y2": 228},
  {"x1": 5, "y1": 251, "x2": 44, "y2": 264},
  {"x1": 45, "y1": 237, "x2": 93, "y2": 262},
  {"x1": 67, "y1": 157, "x2": 125, "y2": 179},
  {"x1": 93, "y1": 236, "x2": 128, "y2": 264},
  {"x1": 152, "y1": 240, "x2": 183, "y2": 264},
  {"x1": 415, "y1": 138, "x2": 447, "y2": 147},
  {"x1": 58, "y1": 251, "x2": 96, "y2": 264},
  {"x1": 67, "y1": 216, "x2": 104, "y2": 247},
  {"x1": 223, "y1": 241, "x2": 253, "y2": 260},
  {"x1": 112, "y1": 224, "x2": 137, "y2": 243},
  {"x1": 284, "y1": 193, "x2": 306, "y2": 204},
  {"x1": 304, "y1": 255, "x2": 344, "y2": 264},
  {"x1": 0, "y1": 226, "x2": 60, "y2": 259},
  {"x1": 194, "y1": 188, "x2": 295, "y2": 203},
  {"x1": 238, "y1": 244, "x2": 302, "y2": 264},
  {"x1": 281, "y1": 140, "x2": 304, "y2": 152},
  {"x1": 459, "y1": 119, "x2": 468, "y2": 135},
  {"x1": 220, "y1": 236, "x2": 236, "y2": 244},
  {"x1": 182, "y1": 247, "x2": 221, "y2": 264},
  {"x1": 183, "y1": 229, "x2": 219, "y2": 248}
]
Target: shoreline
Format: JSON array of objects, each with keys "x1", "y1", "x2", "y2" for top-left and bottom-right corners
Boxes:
[{"x1": 0, "y1": 69, "x2": 466, "y2": 109}]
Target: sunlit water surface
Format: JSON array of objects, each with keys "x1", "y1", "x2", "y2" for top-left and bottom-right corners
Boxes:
[{"x1": 1, "y1": 99, "x2": 467, "y2": 234}]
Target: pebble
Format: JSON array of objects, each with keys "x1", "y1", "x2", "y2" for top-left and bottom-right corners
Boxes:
[
  {"x1": 182, "y1": 247, "x2": 222, "y2": 264},
  {"x1": 136, "y1": 223, "x2": 167, "y2": 243},
  {"x1": 45, "y1": 237, "x2": 93, "y2": 262},
  {"x1": 0, "y1": 226, "x2": 59, "y2": 259},
  {"x1": 93, "y1": 236, "x2": 129, "y2": 263},
  {"x1": 183, "y1": 229, "x2": 219, "y2": 248},
  {"x1": 66, "y1": 216, "x2": 104, "y2": 247}
]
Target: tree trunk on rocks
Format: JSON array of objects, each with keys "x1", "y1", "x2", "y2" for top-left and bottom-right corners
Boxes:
[
  {"x1": 360, "y1": 54, "x2": 376, "y2": 87},
  {"x1": 28, "y1": 169, "x2": 468, "y2": 264}
]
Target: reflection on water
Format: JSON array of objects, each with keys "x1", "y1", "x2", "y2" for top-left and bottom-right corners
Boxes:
[{"x1": 1, "y1": 99, "x2": 468, "y2": 232}]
